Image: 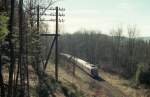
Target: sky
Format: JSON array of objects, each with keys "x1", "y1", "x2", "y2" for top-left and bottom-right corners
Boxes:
[{"x1": 49, "y1": 0, "x2": 150, "y2": 36}]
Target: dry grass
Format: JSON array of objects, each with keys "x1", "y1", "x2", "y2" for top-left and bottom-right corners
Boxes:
[
  {"x1": 99, "y1": 69, "x2": 150, "y2": 97},
  {"x1": 28, "y1": 65, "x2": 39, "y2": 97},
  {"x1": 4, "y1": 62, "x2": 149, "y2": 97},
  {"x1": 3, "y1": 62, "x2": 136, "y2": 97},
  {"x1": 46, "y1": 63, "x2": 111, "y2": 97}
]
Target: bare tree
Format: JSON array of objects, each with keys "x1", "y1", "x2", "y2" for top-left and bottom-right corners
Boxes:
[
  {"x1": 110, "y1": 27, "x2": 123, "y2": 72},
  {"x1": 126, "y1": 25, "x2": 139, "y2": 76}
]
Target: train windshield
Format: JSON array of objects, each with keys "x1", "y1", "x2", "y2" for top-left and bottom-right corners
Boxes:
[{"x1": 91, "y1": 69, "x2": 98, "y2": 76}]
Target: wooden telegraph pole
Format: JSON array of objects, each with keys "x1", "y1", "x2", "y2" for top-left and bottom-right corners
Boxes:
[{"x1": 39, "y1": 6, "x2": 65, "y2": 81}]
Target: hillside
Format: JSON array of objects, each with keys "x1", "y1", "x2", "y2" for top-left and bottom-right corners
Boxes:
[
  {"x1": 44, "y1": 62, "x2": 129, "y2": 97},
  {"x1": 100, "y1": 69, "x2": 150, "y2": 97},
  {"x1": 4, "y1": 60, "x2": 148, "y2": 97},
  {"x1": 137, "y1": 37, "x2": 150, "y2": 41}
]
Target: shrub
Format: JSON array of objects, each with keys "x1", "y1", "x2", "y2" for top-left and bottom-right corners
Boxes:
[
  {"x1": 0, "y1": 15, "x2": 8, "y2": 40},
  {"x1": 135, "y1": 63, "x2": 150, "y2": 86}
]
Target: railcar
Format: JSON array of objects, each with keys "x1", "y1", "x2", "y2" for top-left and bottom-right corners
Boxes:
[{"x1": 60, "y1": 53, "x2": 99, "y2": 78}]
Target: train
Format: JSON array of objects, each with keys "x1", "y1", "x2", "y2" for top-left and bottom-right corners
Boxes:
[{"x1": 60, "y1": 53, "x2": 99, "y2": 79}]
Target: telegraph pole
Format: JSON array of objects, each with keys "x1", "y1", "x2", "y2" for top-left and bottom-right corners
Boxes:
[
  {"x1": 33, "y1": 6, "x2": 65, "y2": 81},
  {"x1": 38, "y1": 6, "x2": 65, "y2": 81}
]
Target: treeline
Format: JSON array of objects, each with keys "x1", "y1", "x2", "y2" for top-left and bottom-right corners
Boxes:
[{"x1": 60, "y1": 28, "x2": 150, "y2": 86}]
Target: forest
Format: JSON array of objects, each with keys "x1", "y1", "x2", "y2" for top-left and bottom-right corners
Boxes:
[{"x1": 60, "y1": 28, "x2": 150, "y2": 86}]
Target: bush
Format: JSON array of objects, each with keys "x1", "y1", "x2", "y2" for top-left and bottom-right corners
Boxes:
[
  {"x1": 0, "y1": 15, "x2": 8, "y2": 40},
  {"x1": 135, "y1": 63, "x2": 150, "y2": 86}
]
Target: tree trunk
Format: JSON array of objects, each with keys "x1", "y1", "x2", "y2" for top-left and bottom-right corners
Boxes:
[{"x1": 0, "y1": 50, "x2": 5, "y2": 97}]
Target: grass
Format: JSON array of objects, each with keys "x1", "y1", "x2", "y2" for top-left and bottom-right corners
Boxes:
[
  {"x1": 46, "y1": 63, "x2": 110, "y2": 97},
  {"x1": 4, "y1": 61, "x2": 145, "y2": 97},
  {"x1": 33, "y1": 63, "x2": 87, "y2": 97},
  {"x1": 99, "y1": 69, "x2": 150, "y2": 97}
]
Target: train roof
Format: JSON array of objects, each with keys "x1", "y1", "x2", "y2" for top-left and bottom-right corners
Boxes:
[
  {"x1": 60, "y1": 53, "x2": 97, "y2": 69},
  {"x1": 76, "y1": 58, "x2": 97, "y2": 69}
]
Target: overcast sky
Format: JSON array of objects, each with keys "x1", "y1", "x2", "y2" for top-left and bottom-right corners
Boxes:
[{"x1": 50, "y1": 0, "x2": 150, "y2": 36}]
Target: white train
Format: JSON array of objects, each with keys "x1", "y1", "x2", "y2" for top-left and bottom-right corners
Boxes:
[{"x1": 60, "y1": 53, "x2": 99, "y2": 79}]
